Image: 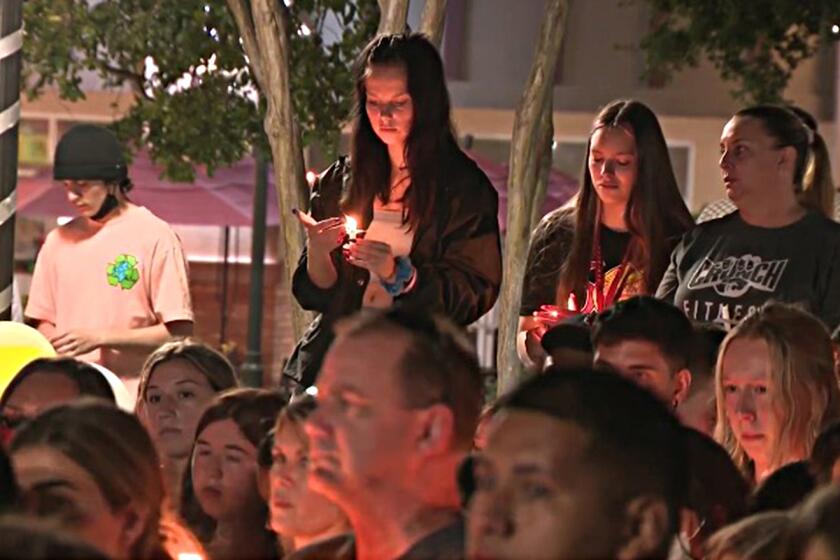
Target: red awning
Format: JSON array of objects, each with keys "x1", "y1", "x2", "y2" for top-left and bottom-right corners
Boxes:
[
  {"x1": 17, "y1": 150, "x2": 578, "y2": 230},
  {"x1": 17, "y1": 152, "x2": 280, "y2": 227},
  {"x1": 464, "y1": 150, "x2": 578, "y2": 231}
]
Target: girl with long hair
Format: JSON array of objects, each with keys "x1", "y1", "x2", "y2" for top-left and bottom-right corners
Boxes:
[
  {"x1": 715, "y1": 303, "x2": 840, "y2": 485},
  {"x1": 518, "y1": 99, "x2": 693, "y2": 366},
  {"x1": 285, "y1": 33, "x2": 502, "y2": 388},
  {"x1": 180, "y1": 388, "x2": 286, "y2": 559},
  {"x1": 9, "y1": 400, "x2": 202, "y2": 559},
  {"x1": 266, "y1": 396, "x2": 350, "y2": 556},
  {"x1": 136, "y1": 338, "x2": 240, "y2": 505}
]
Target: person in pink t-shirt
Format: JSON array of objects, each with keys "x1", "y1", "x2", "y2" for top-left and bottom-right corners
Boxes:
[{"x1": 25, "y1": 124, "x2": 194, "y2": 388}]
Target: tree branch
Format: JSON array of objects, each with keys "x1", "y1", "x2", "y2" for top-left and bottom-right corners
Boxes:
[
  {"x1": 249, "y1": 0, "x2": 312, "y2": 341},
  {"x1": 420, "y1": 0, "x2": 447, "y2": 47},
  {"x1": 99, "y1": 62, "x2": 151, "y2": 101},
  {"x1": 378, "y1": 0, "x2": 409, "y2": 35},
  {"x1": 226, "y1": 0, "x2": 267, "y2": 91}
]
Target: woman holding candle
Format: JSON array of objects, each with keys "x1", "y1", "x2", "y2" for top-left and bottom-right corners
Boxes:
[
  {"x1": 286, "y1": 33, "x2": 502, "y2": 388},
  {"x1": 517, "y1": 100, "x2": 694, "y2": 367}
]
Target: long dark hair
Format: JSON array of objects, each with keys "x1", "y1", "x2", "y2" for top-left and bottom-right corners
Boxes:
[
  {"x1": 737, "y1": 105, "x2": 835, "y2": 217},
  {"x1": 343, "y1": 33, "x2": 459, "y2": 231},
  {"x1": 556, "y1": 100, "x2": 694, "y2": 305}
]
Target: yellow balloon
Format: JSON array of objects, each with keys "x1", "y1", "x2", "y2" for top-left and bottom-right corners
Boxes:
[{"x1": 0, "y1": 322, "x2": 56, "y2": 398}]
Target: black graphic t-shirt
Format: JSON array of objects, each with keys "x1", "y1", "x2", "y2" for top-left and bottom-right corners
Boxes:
[
  {"x1": 657, "y1": 211, "x2": 840, "y2": 330},
  {"x1": 520, "y1": 209, "x2": 640, "y2": 315}
]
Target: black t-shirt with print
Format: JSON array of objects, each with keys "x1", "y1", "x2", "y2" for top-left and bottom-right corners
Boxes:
[
  {"x1": 520, "y1": 209, "x2": 632, "y2": 315},
  {"x1": 657, "y1": 211, "x2": 840, "y2": 330}
]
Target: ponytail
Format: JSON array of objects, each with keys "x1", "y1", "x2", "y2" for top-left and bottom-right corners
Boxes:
[
  {"x1": 798, "y1": 130, "x2": 835, "y2": 218},
  {"x1": 788, "y1": 106, "x2": 835, "y2": 218}
]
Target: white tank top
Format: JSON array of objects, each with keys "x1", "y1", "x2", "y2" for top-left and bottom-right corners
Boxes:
[{"x1": 362, "y1": 208, "x2": 415, "y2": 308}]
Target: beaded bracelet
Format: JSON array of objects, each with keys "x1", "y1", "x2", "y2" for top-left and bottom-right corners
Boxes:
[{"x1": 381, "y1": 256, "x2": 415, "y2": 296}]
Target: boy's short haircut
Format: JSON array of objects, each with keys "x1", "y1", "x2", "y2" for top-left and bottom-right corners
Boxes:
[
  {"x1": 540, "y1": 315, "x2": 593, "y2": 355},
  {"x1": 501, "y1": 366, "x2": 687, "y2": 545},
  {"x1": 336, "y1": 308, "x2": 483, "y2": 448},
  {"x1": 592, "y1": 296, "x2": 694, "y2": 373}
]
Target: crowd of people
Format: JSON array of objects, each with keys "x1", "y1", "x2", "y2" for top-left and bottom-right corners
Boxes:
[{"x1": 2, "y1": 30, "x2": 840, "y2": 559}]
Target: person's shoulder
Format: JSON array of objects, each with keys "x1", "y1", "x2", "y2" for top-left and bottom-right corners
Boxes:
[
  {"x1": 686, "y1": 212, "x2": 739, "y2": 238},
  {"x1": 45, "y1": 216, "x2": 92, "y2": 245},
  {"x1": 805, "y1": 211, "x2": 840, "y2": 231},
  {"x1": 398, "y1": 517, "x2": 465, "y2": 560},
  {"x1": 123, "y1": 206, "x2": 182, "y2": 243},
  {"x1": 284, "y1": 533, "x2": 355, "y2": 560},
  {"x1": 320, "y1": 156, "x2": 351, "y2": 182},
  {"x1": 123, "y1": 204, "x2": 168, "y2": 226},
  {"x1": 446, "y1": 149, "x2": 498, "y2": 201},
  {"x1": 803, "y1": 212, "x2": 840, "y2": 242},
  {"x1": 530, "y1": 206, "x2": 575, "y2": 246},
  {"x1": 536, "y1": 206, "x2": 575, "y2": 233},
  {"x1": 314, "y1": 156, "x2": 351, "y2": 199}
]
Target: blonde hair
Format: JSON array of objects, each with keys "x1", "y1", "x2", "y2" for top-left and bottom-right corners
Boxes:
[
  {"x1": 714, "y1": 303, "x2": 840, "y2": 476},
  {"x1": 705, "y1": 511, "x2": 791, "y2": 560}
]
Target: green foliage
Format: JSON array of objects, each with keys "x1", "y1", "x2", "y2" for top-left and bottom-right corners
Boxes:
[
  {"x1": 634, "y1": 0, "x2": 840, "y2": 104},
  {"x1": 22, "y1": 0, "x2": 378, "y2": 180}
]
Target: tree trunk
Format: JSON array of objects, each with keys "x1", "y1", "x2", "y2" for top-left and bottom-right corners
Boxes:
[
  {"x1": 496, "y1": 0, "x2": 568, "y2": 396},
  {"x1": 227, "y1": 0, "x2": 313, "y2": 347},
  {"x1": 530, "y1": 97, "x2": 554, "y2": 231},
  {"x1": 378, "y1": 0, "x2": 410, "y2": 35},
  {"x1": 420, "y1": 0, "x2": 448, "y2": 47},
  {"x1": 0, "y1": 1, "x2": 22, "y2": 321}
]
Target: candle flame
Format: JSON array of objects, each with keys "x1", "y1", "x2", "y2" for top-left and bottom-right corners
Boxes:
[{"x1": 344, "y1": 216, "x2": 358, "y2": 237}]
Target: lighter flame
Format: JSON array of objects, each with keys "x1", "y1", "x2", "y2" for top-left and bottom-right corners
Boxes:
[{"x1": 344, "y1": 215, "x2": 358, "y2": 237}]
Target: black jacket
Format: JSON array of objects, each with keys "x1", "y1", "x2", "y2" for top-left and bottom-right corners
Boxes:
[{"x1": 283, "y1": 150, "x2": 502, "y2": 387}]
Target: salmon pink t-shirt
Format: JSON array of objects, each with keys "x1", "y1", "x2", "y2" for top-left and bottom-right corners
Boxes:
[{"x1": 25, "y1": 205, "x2": 194, "y2": 379}]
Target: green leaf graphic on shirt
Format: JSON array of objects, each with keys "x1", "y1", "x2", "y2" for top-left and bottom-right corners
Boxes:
[{"x1": 107, "y1": 254, "x2": 140, "y2": 290}]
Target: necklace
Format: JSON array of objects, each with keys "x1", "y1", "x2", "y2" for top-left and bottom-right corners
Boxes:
[{"x1": 588, "y1": 208, "x2": 633, "y2": 312}]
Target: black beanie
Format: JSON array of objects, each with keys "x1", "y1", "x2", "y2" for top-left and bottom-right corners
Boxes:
[{"x1": 53, "y1": 124, "x2": 128, "y2": 183}]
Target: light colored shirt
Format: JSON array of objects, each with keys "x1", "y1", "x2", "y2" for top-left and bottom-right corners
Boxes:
[
  {"x1": 362, "y1": 208, "x2": 414, "y2": 309},
  {"x1": 26, "y1": 205, "x2": 193, "y2": 378}
]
